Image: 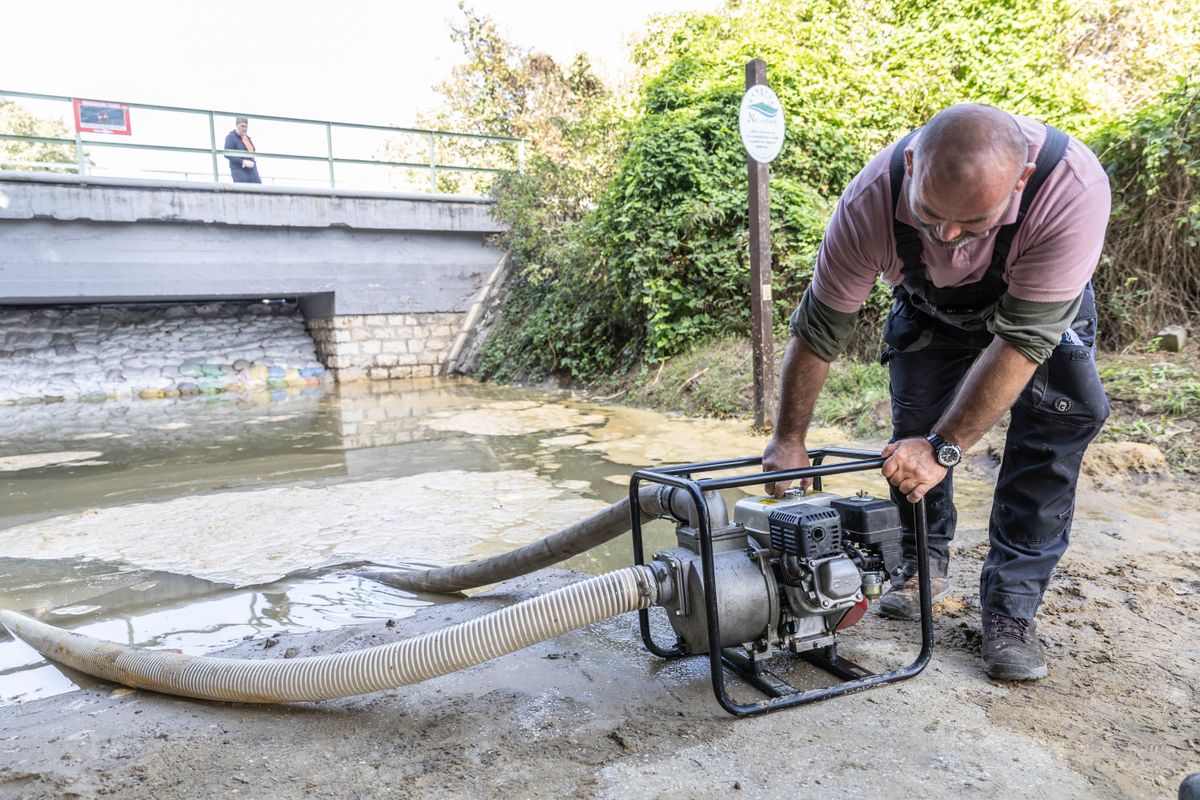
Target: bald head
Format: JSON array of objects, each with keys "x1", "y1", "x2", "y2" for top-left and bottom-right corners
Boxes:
[
  {"x1": 904, "y1": 104, "x2": 1034, "y2": 249},
  {"x1": 912, "y1": 104, "x2": 1028, "y2": 193}
]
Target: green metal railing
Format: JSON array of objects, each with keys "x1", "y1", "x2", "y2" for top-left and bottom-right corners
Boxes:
[{"x1": 0, "y1": 90, "x2": 525, "y2": 193}]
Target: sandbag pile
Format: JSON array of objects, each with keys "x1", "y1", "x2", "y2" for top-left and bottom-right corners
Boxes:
[{"x1": 0, "y1": 302, "x2": 329, "y2": 406}]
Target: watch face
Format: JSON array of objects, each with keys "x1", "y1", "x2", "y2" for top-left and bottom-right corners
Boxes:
[{"x1": 937, "y1": 444, "x2": 961, "y2": 466}]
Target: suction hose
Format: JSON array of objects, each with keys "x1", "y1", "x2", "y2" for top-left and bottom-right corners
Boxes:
[
  {"x1": 0, "y1": 566, "x2": 659, "y2": 704},
  {"x1": 354, "y1": 486, "x2": 726, "y2": 594}
]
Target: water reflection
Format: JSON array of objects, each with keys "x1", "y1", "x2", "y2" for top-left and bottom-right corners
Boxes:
[
  {"x1": 0, "y1": 560, "x2": 430, "y2": 706},
  {"x1": 0, "y1": 377, "x2": 652, "y2": 705}
]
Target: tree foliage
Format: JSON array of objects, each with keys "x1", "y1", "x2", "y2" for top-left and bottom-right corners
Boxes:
[
  {"x1": 0, "y1": 100, "x2": 76, "y2": 172},
  {"x1": 463, "y1": 0, "x2": 1200, "y2": 382},
  {"x1": 428, "y1": 4, "x2": 634, "y2": 379},
  {"x1": 403, "y1": 3, "x2": 614, "y2": 197}
]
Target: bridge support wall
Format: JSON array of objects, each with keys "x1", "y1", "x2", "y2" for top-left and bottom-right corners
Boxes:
[
  {"x1": 0, "y1": 173, "x2": 507, "y2": 383},
  {"x1": 307, "y1": 312, "x2": 465, "y2": 381}
]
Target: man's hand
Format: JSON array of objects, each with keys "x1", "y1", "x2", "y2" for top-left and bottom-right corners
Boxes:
[
  {"x1": 881, "y1": 437, "x2": 947, "y2": 503},
  {"x1": 242, "y1": 159, "x2": 255, "y2": 168},
  {"x1": 762, "y1": 436, "x2": 812, "y2": 498}
]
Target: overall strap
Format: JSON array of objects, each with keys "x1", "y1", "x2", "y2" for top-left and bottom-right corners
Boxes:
[
  {"x1": 889, "y1": 131, "x2": 923, "y2": 279},
  {"x1": 986, "y1": 124, "x2": 1070, "y2": 275}
]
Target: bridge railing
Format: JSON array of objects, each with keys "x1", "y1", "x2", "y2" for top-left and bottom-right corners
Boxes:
[{"x1": 0, "y1": 89, "x2": 525, "y2": 195}]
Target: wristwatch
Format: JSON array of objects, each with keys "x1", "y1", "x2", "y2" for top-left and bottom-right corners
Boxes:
[{"x1": 926, "y1": 432, "x2": 962, "y2": 468}]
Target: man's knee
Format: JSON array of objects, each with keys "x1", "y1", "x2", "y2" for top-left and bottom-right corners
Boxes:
[{"x1": 995, "y1": 517, "x2": 1071, "y2": 546}]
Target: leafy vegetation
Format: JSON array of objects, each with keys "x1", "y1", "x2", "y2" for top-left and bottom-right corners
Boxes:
[
  {"x1": 814, "y1": 360, "x2": 891, "y2": 438},
  {"x1": 450, "y1": 0, "x2": 1199, "y2": 384},
  {"x1": 1097, "y1": 352, "x2": 1200, "y2": 474},
  {"x1": 1090, "y1": 76, "x2": 1200, "y2": 345},
  {"x1": 625, "y1": 337, "x2": 758, "y2": 419},
  {"x1": 621, "y1": 334, "x2": 891, "y2": 436},
  {"x1": 0, "y1": 99, "x2": 76, "y2": 172},
  {"x1": 614, "y1": 335, "x2": 1200, "y2": 475}
]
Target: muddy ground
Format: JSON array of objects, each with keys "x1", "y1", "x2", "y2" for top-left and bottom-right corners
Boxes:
[{"x1": 1, "y1": 439, "x2": 1198, "y2": 799}]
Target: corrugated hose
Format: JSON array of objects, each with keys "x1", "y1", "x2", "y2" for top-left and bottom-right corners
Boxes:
[{"x1": 0, "y1": 566, "x2": 658, "y2": 704}]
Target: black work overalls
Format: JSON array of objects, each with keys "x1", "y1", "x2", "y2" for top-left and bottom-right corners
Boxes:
[{"x1": 882, "y1": 125, "x2": 1109, "y2": 620}]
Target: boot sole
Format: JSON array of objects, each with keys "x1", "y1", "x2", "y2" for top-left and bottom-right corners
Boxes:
[{"x1": 985, "y1": 662, "x2": 1048, "y2": 681}]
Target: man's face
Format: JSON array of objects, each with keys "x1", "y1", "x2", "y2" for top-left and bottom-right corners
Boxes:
[
  {"x1": 905, "y1": 150, "x2": 1030, "y2": 250},
  {"x1": 236, "y1": 121, "x2": 248, "y2": 135},
  {"x1": 907, "y1": 180, "x2": 1005, "y2": 250}
]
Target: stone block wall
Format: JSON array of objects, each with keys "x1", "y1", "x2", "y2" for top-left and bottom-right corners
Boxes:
[{"x1": 306, "y1": 313, "x2": 466, "y2": 383}]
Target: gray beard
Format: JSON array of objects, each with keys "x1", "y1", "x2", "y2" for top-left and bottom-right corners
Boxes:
[{"x1": 912, "y1": 219, "x2": 989, "y2": 250}]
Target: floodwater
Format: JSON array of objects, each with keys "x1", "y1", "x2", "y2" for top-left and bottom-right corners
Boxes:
[{"x1": 0, "y1": 377, "x2": 971, "y2": 707}]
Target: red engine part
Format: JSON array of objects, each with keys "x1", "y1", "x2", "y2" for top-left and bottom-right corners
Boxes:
[{"x1": 836, "y1": 596, "x2": 869, "y2": 630}]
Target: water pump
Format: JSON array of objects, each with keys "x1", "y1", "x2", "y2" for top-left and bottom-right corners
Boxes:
[
  {"x1": 631, "y1": 448, "x2": 934, "y2": 716},
  {"x1": 648, "y1": 488, "x2": 903, "y2": 654}
]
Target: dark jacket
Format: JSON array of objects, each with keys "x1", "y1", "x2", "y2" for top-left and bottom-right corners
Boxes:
[{"x1": 224, "y1": 130, "x2": 261, "y2": 183}]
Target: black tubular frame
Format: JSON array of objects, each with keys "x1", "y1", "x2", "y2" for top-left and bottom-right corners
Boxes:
[{"x1": 628, "y1": 448, "x2": 933, "y2": 717}]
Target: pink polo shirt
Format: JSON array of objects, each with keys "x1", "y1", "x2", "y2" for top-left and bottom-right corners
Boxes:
[{"x1": 810, "y1": 115, "x2": 1111, "y2": 313}]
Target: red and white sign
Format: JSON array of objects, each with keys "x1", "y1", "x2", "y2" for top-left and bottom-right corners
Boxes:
[{"x1": 73, "y1": 98, "x2": 132, "y2": 135}]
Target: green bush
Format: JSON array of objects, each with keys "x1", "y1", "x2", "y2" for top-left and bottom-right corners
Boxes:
[{"x1": 477, "y1": 0, "x2": 1200, "y2": 382}]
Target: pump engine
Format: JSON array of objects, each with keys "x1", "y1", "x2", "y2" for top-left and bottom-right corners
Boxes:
[{"x1": 645, "y1": 486, "x2": 905, "y2": 661}]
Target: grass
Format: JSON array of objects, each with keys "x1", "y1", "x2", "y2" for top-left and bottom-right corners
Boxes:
[
  {"x1": 610, "y1": 334, "x2": 891, "y2": 437},
  {"x1": 623, "y1": 337, "x2": 757, "y2": 419},
  {"x1": 1095, "y1": 347, "x2": 1200, "y2": 474},
  {"x1": 1097, "y1": 360, "x2": 1200, "y2": 417},
  {"x1": 813, "y1": 359, "x2": 890, "y2": 438}
]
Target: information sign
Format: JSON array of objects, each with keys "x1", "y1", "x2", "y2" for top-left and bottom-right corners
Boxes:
[{"x1": 738, "y1": 85, "x2": 785, "y2": 164}]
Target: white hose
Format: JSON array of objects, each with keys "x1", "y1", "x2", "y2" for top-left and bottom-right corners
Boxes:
[{"x1": 0, "y1": 566, "x2": 657, "y2": 704}]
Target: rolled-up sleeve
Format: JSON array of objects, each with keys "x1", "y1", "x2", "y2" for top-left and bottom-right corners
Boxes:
[
  {"x1": 988, "y1": 292, "x2": 1084, "y2": 363},
  {"x1": 789, "y1": 288, "x2": 859, "y2": 362}
]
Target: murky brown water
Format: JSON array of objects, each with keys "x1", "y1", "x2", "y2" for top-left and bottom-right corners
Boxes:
[
  {"x1": 0, "y1": 376, "x2": 973, "y2": 707},
  {"x1": 0, "y1": 379, "x2": 701, "y2": 705}
]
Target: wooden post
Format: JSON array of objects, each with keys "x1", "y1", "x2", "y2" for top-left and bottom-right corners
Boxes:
[{"x1": 746, "y1": 59, "x2": 776, "y2": 431}]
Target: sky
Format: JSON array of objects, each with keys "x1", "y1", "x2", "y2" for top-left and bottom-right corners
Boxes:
[{"x1": 2, "y1": 0, "x2": 723, "y2": 128}]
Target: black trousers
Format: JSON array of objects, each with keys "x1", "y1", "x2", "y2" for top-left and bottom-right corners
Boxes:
[
  {"x1": 230, "y1": 164, "x2": 262, "y2": 183},
  {"x1": 882, "y1": 285, "x2": 1109, "y2": 619}
]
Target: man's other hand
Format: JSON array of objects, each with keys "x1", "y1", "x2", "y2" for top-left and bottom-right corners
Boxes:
[
  {"x1": 881, "y1": 437, "x2": 948, "y2": 503},
  {"x1": 762, "y1": 436, "x2": 811, "y2": 498}
]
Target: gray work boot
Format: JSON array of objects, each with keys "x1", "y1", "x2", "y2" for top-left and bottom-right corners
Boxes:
[
  {"x1": 877, "y1": 573, "x2": 951, "y2": 621},
  {"x1": 982, "y1": 612, "x2": 1048, "y2": 680}
]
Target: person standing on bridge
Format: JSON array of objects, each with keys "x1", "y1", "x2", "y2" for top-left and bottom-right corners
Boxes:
[
  {"x1": 224, "y1": 116, "x2": 261, "y2": 183},
  {"x1": 763, "y1": 104, "x2": 1111, "y2": 681}
]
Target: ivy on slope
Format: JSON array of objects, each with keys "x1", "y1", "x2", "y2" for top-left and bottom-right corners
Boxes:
[{"x1": 477, "y1": 0, "x2": 1200, "y2": 383}]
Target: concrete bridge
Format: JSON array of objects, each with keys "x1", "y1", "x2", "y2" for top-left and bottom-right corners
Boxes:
[{"x1": 0, "y1": 172, "x2": 509, "y2": 380}]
